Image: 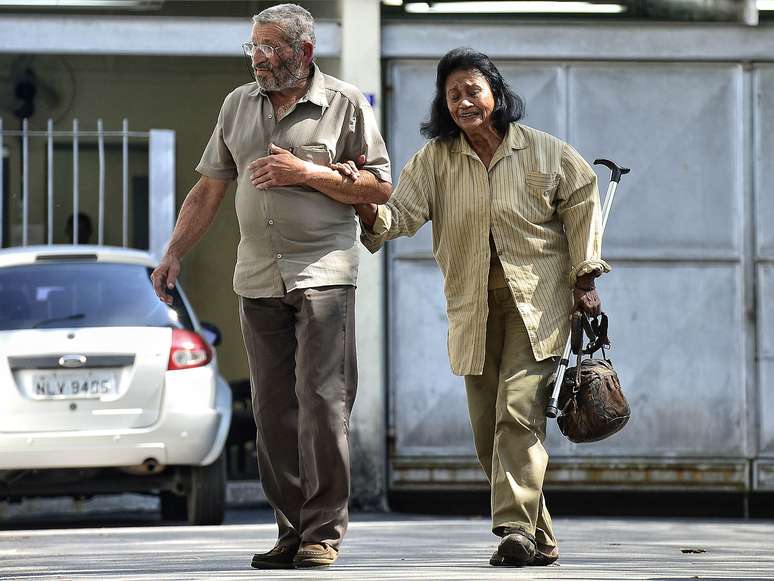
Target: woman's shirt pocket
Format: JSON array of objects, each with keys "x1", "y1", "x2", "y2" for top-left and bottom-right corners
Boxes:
[{"x1": 521, "y1": 170, "x2": 559, "y2": 224}]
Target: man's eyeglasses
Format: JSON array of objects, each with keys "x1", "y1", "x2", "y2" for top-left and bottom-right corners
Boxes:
[{"x1": 241, "y1": 42, "x2": 294, "y2": 57}]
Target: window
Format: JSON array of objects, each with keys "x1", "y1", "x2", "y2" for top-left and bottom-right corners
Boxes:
[{"x1": 0, "y1": 262, "x2": 192, "y2": 331}]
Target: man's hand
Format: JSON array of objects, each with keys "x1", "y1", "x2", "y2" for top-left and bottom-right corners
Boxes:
[
  {"x1": 249, "y1": 143, "x2": 312, "y2": 190},
  {"x1": 573, "y1": 272, "x2": 602, "y2": 317},
  {"x1": 151, "y1": 253, "x2": 181, "y2": 306}
]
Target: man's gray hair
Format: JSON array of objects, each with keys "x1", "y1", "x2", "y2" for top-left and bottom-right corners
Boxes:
[{"x1": 253, "y1": 4, "x2": 316, "y2": 47}]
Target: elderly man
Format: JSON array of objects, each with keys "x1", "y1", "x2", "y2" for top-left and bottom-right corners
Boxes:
[{"x1": 151, "y1": 3, "x2": 391, "y2": 570}]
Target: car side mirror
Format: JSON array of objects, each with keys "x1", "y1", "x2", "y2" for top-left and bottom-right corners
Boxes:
[{"x1": 200, "y1": 321, "x2": 222, "y2": 347}]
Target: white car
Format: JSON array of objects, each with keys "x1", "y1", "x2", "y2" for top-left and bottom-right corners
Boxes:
[{"x1": 0, "y1": 245, "x2": 232, "y2": 525}]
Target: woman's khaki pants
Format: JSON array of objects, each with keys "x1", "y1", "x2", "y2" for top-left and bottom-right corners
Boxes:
[{"x1": 464, "y1": 287, "x2": 558, "y2": 549}]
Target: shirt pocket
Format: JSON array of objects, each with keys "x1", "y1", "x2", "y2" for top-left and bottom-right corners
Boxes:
[
  {"x1": 293, "y1": 143, "x2": 333, "y2": 166},
  {"x1": 522, "y1": 170, "x2": 559, "y2": 223}
]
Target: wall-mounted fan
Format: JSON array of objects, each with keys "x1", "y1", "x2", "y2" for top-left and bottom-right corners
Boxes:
[{"x1": 0, "y1": 55, "x2": 76, "y2": 122}]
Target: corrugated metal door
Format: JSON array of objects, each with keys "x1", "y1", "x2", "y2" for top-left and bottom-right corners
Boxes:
[
  {"x1": 385, "y1": 60, "x2": 753, "y2": 491},
  {"x1": 755, "y1": 65, "x2": 774, "y2": 490}
]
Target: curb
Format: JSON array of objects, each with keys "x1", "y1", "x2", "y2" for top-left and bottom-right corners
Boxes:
[{"x1": 0, "y1": 481, "x2": 266, "y2": 520}]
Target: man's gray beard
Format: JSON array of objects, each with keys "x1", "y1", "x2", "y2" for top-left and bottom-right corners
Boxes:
[{"x1": 254, "y1": 56, "x2": 307, "y2": 92}]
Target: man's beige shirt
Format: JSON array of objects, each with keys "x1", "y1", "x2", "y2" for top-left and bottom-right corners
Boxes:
[
  {"x1": 197, "y1": 64, "x2": 391, "y2": 298},
  {"x1": 361, "y1": 123, "x2": 610, "y2": 376}
]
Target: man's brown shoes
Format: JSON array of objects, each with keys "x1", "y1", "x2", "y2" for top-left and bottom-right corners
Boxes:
[
  {"x1": 251, "y1": 542, "x2": 338, "y2": 569},
  {"x1": 292, "y1": 543, "x2": 339, "y2": 568}
]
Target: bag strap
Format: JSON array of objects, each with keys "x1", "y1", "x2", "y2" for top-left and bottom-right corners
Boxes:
[
  {"x1": 570, "y1": 311, "x2": 584, "y2": 355},
  {"x1": 585, "y1": 313, "x2": 610, "y2": 356},
  {"x1": 569, "y1": 311, "x2": 587, "y2": 389},
  {"x1": 590, "y1": 313, "x2": 610, "y2": 351},
  {"x1": 571, "y1": 311, "x2": 611, "y2": 357}
]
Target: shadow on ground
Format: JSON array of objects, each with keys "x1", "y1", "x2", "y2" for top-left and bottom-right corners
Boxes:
[{"x1": 0, "y1": 507, "x2": 279, "y2": 530}]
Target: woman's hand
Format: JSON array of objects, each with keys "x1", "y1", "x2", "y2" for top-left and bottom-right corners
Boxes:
[
  {"x1": 331, "y1": 155, "x2": 380, "y2": 229},
  {"x1": 573, "y1": 287, "x2": 601, "y2": 318},
  {"x1": 354, "y1": 203, "x2": 378, "y2": 230},
  {"x1": 329, "y1": 155, "x2": 367, "y2": 181},
  {"x1": 573, "y1": 272, "x2": 602, "y2": 317}
]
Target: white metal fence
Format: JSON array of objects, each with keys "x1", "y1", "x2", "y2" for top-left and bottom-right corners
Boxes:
[{"x1": 0, "y1": 117, "x2": 174, "y2": 259}]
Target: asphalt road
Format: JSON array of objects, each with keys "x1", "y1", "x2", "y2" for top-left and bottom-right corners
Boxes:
[{"x1": 1, "y1": 508, "x2": 773, "y2": 580}]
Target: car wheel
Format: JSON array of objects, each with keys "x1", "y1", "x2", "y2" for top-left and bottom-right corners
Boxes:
[
  {"x1": 187, "y1": 452, "x2": 226, "y2": 525},
  {"x1": 160, "y1": 490, "x2": 187, "y2": 522}
]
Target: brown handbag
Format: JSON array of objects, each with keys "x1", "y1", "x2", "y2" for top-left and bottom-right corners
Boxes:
[{"x1": 557, "y1": 312, "x2": 630, "y2": 443}]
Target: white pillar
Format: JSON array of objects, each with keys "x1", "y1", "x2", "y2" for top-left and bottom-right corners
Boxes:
[
  {"x1": 339, "y1": 0, "x2": 388, "y2": 511},
  {"x1": 743, "y1": 0, "x2": 759, "y2": 26}
]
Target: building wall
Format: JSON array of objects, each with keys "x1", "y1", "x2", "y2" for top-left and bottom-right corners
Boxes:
[{"x1": 0, "y1": 53, "x2": 338, "y2": 383}]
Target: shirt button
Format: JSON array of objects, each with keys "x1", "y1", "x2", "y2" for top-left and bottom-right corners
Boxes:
[
  {"x1": 268, "y1": 219, "x2": 274, "y2": 225},
  {"x1": 268, "y1": 113, "x2": 273, "y2": 119},
  {"x1": 276, "y1": 253, "x2": 282, "y2": 259}
]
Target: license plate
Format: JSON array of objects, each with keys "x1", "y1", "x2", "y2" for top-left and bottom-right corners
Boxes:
[{"x1": 28, "y1": 370, "x2": 119, "y2": 400}]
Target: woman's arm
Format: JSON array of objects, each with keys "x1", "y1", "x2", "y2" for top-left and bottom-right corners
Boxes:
[
  {"x1": 334, "y1": 146, "x2": 436, "y2": 253},
  {"x1": 359, "y1": 166, "x2": 433, "y2": 253},
  {"x1": 556, "y1": 144, "x2": 611, "y2": 316},
  {"x1": 354, "y1": 203, "x2": 379, "y2": 230}
]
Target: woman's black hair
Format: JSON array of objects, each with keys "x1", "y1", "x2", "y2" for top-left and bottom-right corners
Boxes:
[{"x1": 420, "y1": 47, "x2": 525, "y2": 140}]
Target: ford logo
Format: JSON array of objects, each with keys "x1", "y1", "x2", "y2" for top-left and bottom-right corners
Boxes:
[{"x1": 59, "y1": 354, "x2": 87, "y2": 368}]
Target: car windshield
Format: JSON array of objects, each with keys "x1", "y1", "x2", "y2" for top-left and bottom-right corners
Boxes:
[{"x1": 0, "y1": 261, "x2": 193, "y2": 331}]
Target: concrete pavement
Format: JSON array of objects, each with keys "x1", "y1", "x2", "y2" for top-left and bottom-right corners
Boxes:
[{"x1": 1, "y1": 508, "x2": 773, "y2": 580}]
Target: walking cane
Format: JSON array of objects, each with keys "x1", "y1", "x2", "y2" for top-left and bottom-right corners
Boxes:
[{"x1": 545, "y1": 158, "x2": 630, "y2": 419}]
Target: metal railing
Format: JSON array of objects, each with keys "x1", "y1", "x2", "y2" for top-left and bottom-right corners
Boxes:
[{"x1": 0, "y1": 117, "x2": 175, "y2": 259}]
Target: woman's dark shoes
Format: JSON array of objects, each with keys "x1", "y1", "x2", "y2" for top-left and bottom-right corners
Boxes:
[
  {"x1": 490, "y1": 538, "x2": 560, "y2": 567},
  {"x1": 292, "y1": 543, "x2": 339, "y2": 568},
  {"x1": 530, "y1": 543, "x2": 559, "y2": 566},
  {"x1": 489, "y1": 527, "x2": 537, "y2": 567},
  {"x1": 250, "y1": 544, "x2": 298, "y2": 569}
]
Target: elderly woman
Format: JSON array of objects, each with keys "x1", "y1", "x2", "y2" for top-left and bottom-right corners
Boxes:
[{"x1": 351, "y1": 48, "x2": 609, "y2": 566}]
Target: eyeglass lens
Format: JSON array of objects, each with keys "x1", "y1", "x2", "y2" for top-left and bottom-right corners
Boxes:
[{"x1": 243, "y1": 43, "x2": 276, "y2": 57}]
